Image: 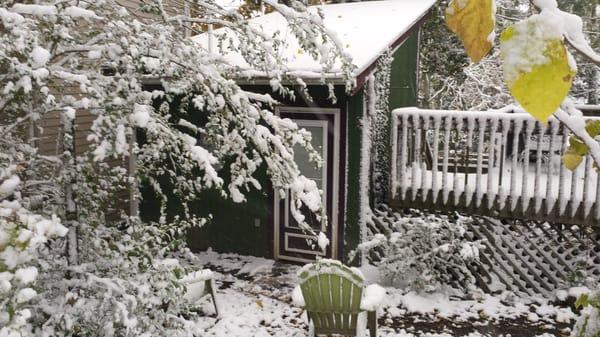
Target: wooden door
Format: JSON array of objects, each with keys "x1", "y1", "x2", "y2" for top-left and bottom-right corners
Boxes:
[{"x1": 274, "y1": 107, "x2": 341, "y2": 263}]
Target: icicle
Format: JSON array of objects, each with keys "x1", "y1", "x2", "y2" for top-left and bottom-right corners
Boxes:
[
  {"x1": 583, "y1": 153, "x2": 594, "y2": 217},
  {"x1": 509, "y1": 119, "x2": 523, "y2": 212},
  {"x1": 533, "y1": 121, "x2": 545, "y2": 214},
  {"x1": 465, "y1": 116, "x2": 475, "y2": 207},
  {"x1": 475, "y1": 118, "x2": 486, "y2": 208},
  {"x1": 498, "y1": 118, "x2": 511, "y2": 210},
  {"x1": 431, "y1": 115, "x2": 442, "y2": 203},
  {"x1": 441, "y1": 116, "x2": 452, "y2": 205},
  {"x1": 486, "y1": 117, "x2": 498, "y2": 209},
  {"x1": 411, "y1": 115, "x2": 422, "y2": 201},
  {"x1": 545, "y1": 120, "x2": 559, "y2": 214},
  {"x1": 520, "y1": 120, "x2": 534, "y2": 213},
  {"x1": 570, "y1": 147, "x2": 581, "y2": 218},
  {"x1": 453, "y1": 117, "x2": 463, "y2": 206},
  {"x1": 399, "y1": 114, "x2": 409, "y2": 200},
  {"x1": 421, "y1": 116, "x2": 430, "y2": 202},
  {"x1": 558, "y1": 124, "x2": 570, "y2": 216},
  {"x1": 391, "y1": 114, "x2": 399, "y2": 199}
]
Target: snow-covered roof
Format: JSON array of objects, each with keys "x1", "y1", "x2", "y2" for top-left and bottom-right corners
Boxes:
[{"x1": 193, "y1": 0, "x2": 435, "y2": 80}]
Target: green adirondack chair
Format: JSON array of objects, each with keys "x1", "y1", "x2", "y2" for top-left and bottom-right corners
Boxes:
[{"x1": 292, "y1": 259, "x2": 385, "y2": 337}]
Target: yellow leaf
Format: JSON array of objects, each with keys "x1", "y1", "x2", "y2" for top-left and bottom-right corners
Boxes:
[
  {"x1": 569, "y1": 137, "x2": 588, "y2": 156},
  {"x1": 445, "y1": 0, "x2": 495, "y2": 63},
  {"x1": 256, "y1": 300, "x2": 263, "y2": 308},
  {"x1": 563, "y1": 151, "x2": 583, "y2": 171},
  {"x1": 585, "y1": 120, "x2": 600, "y2": 138},
  {"x1": 500, "y1": 19, "x2": 576, "y2": 123}
]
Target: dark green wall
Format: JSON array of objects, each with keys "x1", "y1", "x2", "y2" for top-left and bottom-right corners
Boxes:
[
  {"x1": 343, "y1": 89, "x2": 364, "y2": 263},
  {"x1": 389, "y1": 30, "x2": 420, "y2": 109},
  {"x1": 379, "y1": 30, "x2": 421, "y2": 202},
  {"x1": 186, "y1": 181, "x2": 273, "y2": 258},
  {"x1": 183, "y1": 85, "x2": 350, "y2": 259},
  {"x1": 141, "y1": 28, "x2": 421, "y2": 262},
  {"x1": 137, "y1": 88, "x2": 274, "y2": 258},
  {"x1": 344, "y1": 29, "x2": 421, "y2": 263}
]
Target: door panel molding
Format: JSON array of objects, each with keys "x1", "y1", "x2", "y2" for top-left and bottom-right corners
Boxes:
[
  {"x1": 274, "y1": 107, "x2": 341, "y2": 263},
  {"x1": 283, "y1": 119, "x2": 329, "y2": 231}
]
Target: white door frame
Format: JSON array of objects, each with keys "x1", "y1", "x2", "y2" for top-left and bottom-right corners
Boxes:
[{"x1": 273, "y1": 106, "x2": 341, "y2": 263}]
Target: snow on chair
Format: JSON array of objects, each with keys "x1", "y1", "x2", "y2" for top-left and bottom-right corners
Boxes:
[
  {"x1": 292, "y1": 259, "x2": 385, "y2": 337},
  {"x1": 182, "y1": 269, "x2": 220, "y2": 317}
]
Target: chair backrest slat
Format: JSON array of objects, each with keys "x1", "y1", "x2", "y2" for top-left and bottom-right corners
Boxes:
[
  {"x1": 350, "y1": 278, "x2": 362, "y2": 329},
  {"x1": 341, "y1": 277, "x2": 351, "y2": 329},
  {"x1": 330, "y1": 272, "x2": 343, "y2": 330},
  {"x1": 298, "y1": 260, "x2": 364, "y2": 333}
]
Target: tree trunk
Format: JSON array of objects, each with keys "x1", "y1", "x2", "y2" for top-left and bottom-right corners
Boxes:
[
  {"x1": 586, "y1": 65, "x2": 598, "y2": 105},
  {"x1": 63, "y1": 113, "x2": 79, "y2": 266}
]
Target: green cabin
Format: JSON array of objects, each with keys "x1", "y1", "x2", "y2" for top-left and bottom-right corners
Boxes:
[{"x1": 142, "y1": 0, "x2": 435, "y2": 263}]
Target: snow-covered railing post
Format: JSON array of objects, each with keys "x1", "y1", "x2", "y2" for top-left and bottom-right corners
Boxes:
[
  {"x1": 390, "y1": 112, "x2": 399, "y2": 200},
  {"x1": 390, "y1": 107, "x2": 600, "y2": 226}
]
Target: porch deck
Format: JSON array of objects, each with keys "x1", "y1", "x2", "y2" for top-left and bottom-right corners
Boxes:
[{"x1": 390, "y1": 107, "x2": 600, "y2": 226}]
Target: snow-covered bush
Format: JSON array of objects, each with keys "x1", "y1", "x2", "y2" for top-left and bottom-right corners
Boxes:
[
  {"x1": 571, "y1": 287, "x2": 600, "y2": 337},
  {"x1": 0, "y1": 173, "x2": 68, "y2": 336},
  {"x1": 35, "y1": 221, "x2": 203, "y2": 337},
  {"x1": 0, "y1": 0, "x2": 351, "y2": 335},
  {"x1": 357, "y1": 210, "x2": 483, "y2": 292}
]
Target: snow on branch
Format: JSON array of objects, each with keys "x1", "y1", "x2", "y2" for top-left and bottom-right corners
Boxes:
[
  {"x1": 531, "y1": 0, "x2": 600, "y2": 66},
  {"x1": 0, "y1": 0, "x2": 353, "y2": 334}
]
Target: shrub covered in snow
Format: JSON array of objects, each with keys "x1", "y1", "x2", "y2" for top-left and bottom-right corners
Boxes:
[
  {"x1": 0, "y1": 0, "x2": 350, "y2": 336},
  {"x1": 0, "y1": 174, "x2": 68, "y2": 336},
  {"x1": 571, "y1": 287, "x2": 600, "y2": 337},
  {"x1": 35, "y1": 222, "x2": 203, "y2": 336},
  {"x1": 357, "y1": 210, "x2": 483, "y2": 292}
]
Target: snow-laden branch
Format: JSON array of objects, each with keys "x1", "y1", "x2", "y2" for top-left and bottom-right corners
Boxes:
[
  {"x1": 531, "y1": 0, "x2": 600, "y2": 66},
  {"x1": 0, "y1": 0, "x2": 354, "y2": 335},
  {"x1": 554, "y1": 99, "x2": 600, "y2": 167},
  {"x1": 566, "y1": 37, "x2": 600, "y2": 66}
]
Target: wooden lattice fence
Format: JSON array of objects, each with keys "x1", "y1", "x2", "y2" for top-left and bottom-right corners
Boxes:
[
  {"x1": 369, "y1": 207, "x2": 600, "y2": 297},
  {"x1": 467, "y1": 217, "x2": 600, "y2": 296}
]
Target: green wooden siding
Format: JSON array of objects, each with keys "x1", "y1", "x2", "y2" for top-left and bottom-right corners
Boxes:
[
  {"x1": 343, "y1": 89, "x2": 363, "y2": 263},
  {"x1": 140, "y1": 27, "x2": 421, "y2": 261},
  {"x1": 344, "y1": 29, "x2": 420, "y2": 262},
  {"x1": 185, "y1": 179, "x2": 273, "y2": 258},
  {"x1": 179, "y1": 85, "x2": 350, "y2": 259},
  {"x1": 376, "y1": 30, "x2": 420, "y2": 201},
  {"x1": 389, "y1": 30, "x2": 420, "y2": 109}
]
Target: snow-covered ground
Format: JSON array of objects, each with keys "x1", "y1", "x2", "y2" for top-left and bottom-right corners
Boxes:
[{"x1": 190, "y1": 250, "x2": 579, "y2": 337}]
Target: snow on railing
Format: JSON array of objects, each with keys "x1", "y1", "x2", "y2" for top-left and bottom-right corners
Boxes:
[{"x1": 390, "y1": 106, "x2": 600, "y2": 226}]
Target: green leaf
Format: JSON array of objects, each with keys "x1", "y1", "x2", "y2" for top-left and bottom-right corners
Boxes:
[
  {"x1": 569, "y1": 137, "x2": 588, "y2": 156},
  {"x1": 575, "y1": 293, "x2": 589, "y2": 309},
  {"x1": 585, "y1": 120, "x2": 600, "y2": 138},
  {"x1": 563, "y1": 151, "x2": 583, "y2": 171}
]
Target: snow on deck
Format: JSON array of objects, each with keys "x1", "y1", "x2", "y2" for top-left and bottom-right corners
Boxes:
[{"x1": 193, "y1": 0, "x2": 435, "y2": 77}]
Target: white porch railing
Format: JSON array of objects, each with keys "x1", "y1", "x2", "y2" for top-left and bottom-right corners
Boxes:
[{"x1": 390, "y1": 107, "x2": 600, "y2": 225}]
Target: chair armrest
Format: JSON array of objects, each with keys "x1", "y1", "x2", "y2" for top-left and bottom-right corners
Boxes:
[
  {"x1": 291, "y1": 285, "x2": 305, "y2": 307},
  {"x1": 182, "y1": 269, "x2": 214, "y2": 303},
  {"x1": 360, "y1": 284, "x2": 386, "y2": 311}
]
